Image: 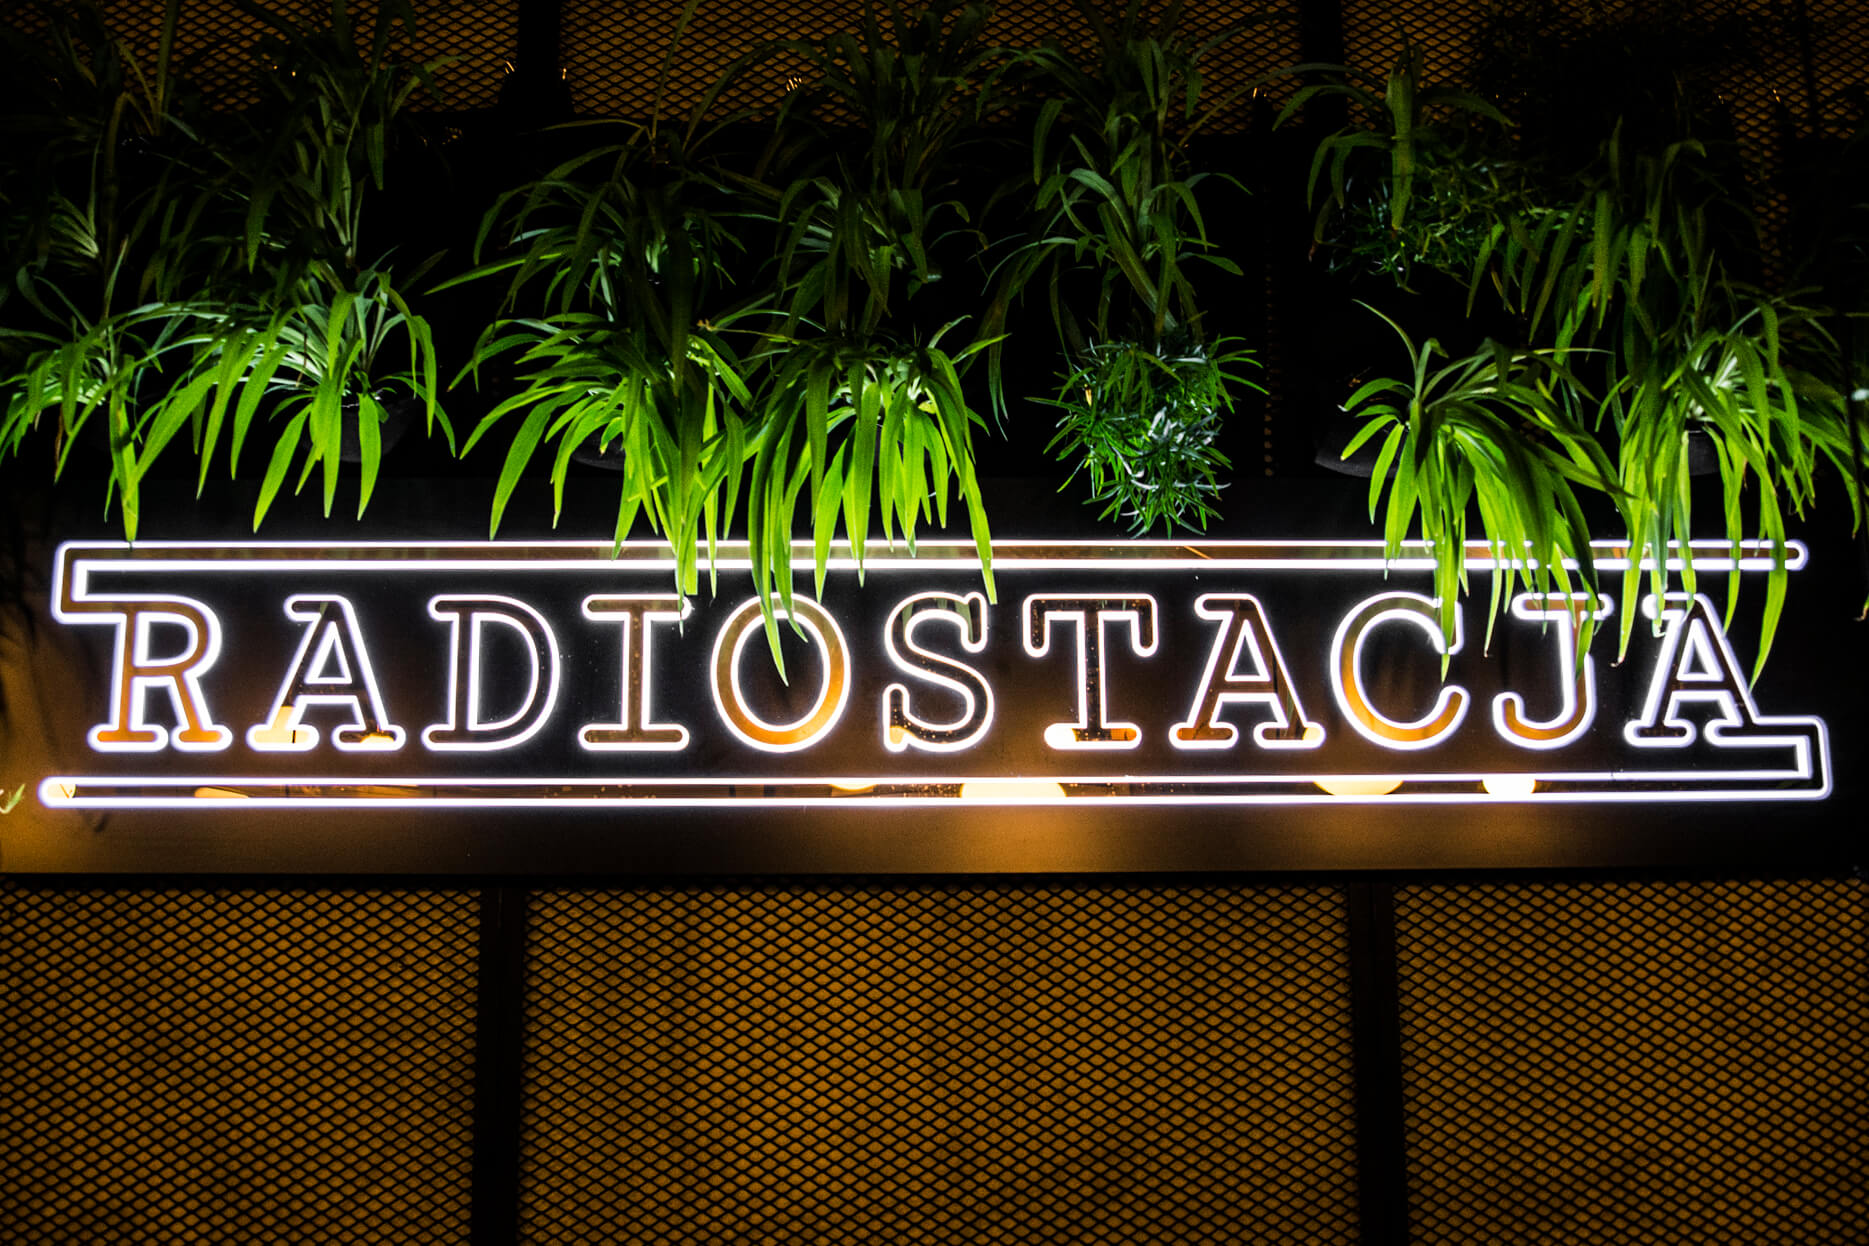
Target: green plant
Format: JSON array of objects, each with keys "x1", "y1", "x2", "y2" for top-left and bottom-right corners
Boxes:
[
  {"x1": 452, "y1": 136, "x2": 756, "y2": 598},
  {"x1": 1341, "y1": 307, "x2": 1615, "y2": 655},
  {"x1": 745, "y1": 0, "x2": 1004, "y2": 606},
  {"x1": 0, "y1": 0, "x2": 453, "y2": 534},
  {"x1": 1278, "y1": 42, "x2": 1518, "y2": 285},
  {"x1": 986, "y1": 0, "x2": 1257, "y2": 531},
  {"x1": 1044, "y1": 333, "x2": 1258, "y2": 531},
  {"x1": 1468, "y1": 136, "x2": 1849, "y2": 669},
  {"x1": 184, "y1": 0, "x2": 451, "y2": 525},
  {"x1": 0, "y1": 0, "x2": 219, "y2": 536},
  {"x1": 1291, "y1": 36, "x2": 1868, "y2": 671},
  {"x1": 456, "y1": 2, "x2": 1003, "y2": 665}
]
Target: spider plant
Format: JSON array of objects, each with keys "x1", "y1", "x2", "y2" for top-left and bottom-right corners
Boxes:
[
  {"x1": 1341, "y1": 308, "x2": 1616, "y2": 657},
  {"x1": 0, "y1": 0, "x2": 218, "y2": 536},
  {"x1": 448, "y1": 136, "x2": 756, "y2": 600},
  {"x1": 986, "y1": 0, "x2": 1259, "y2": 532},
  {"x1": 449, "y1": 1, "x2": 1005, "y2": 664},
  {"x1": 175, "y1": 0, "x2": 451, "y2": 527},
  {"x1": 1277, "y1": 41, "x2": 1519, "y2": 287},
  {"x1": 743, "y1": 0, "x2": 1005, "y2": 607},
  {"x1": 1, "y1": 0, "x2": 451, "y2": 533},
  {"x1": 1291, "y1": 38, "x2": 1866, "y2": 671}
]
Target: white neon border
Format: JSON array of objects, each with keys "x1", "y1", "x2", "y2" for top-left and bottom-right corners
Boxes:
[
  {"x1": 38, "y1": 743, "x2": 1829, "y2": 809},
  {"x1": 43, "y1": 539, "x2": 1829, "y2": 807}
]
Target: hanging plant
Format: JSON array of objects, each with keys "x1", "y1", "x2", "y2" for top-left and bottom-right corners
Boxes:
[
  {"x1": 1290, "y1": 37, "x2": 1868, "y2": 671},
  {"x1": 452, "y1": 0, "x2": 1006, "y2": 663},
  {"x1": 1044, "y1": 332, "x2": 1255, "y2": 532},
  {"x1": 986, "y1": 0, "x2": 1259, "y2": 532},
  {"x1": 449, "y1": 135, "x2": 757, "y2": 600},
  {"x1": 0, "y1": 0, "x2": 454, "y2": 534}
]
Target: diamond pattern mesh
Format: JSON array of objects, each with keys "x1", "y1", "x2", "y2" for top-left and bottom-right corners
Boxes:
[
  {"x1": 517, "y1": 883, "x2": 1362, "y2": 1245},
  {"x1": 0, "y1": 881, "x2": 480, "y2": 1244},
  {"x1": 559, "y1": 0, "x2": 1300, "y2": 125},
  {"x1": 1393, "y1": 878, "x2": 1869, "y2": 1246},
  {"x1": 92, "y1": 0, "x2": 515, "y2": 110},
  {"x1": 1334, "y1": 0, "x2": 1838, "y2": 273}
]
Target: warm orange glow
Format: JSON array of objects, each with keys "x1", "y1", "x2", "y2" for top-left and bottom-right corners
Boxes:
[
  {"x1": 1315, "y1": 776, "x2": 1405, "y2": 797},
  {"x1": 959, "y1": 779, "x2": 1068, "y2": 803}
]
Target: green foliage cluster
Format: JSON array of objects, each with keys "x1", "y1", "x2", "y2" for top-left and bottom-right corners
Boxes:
[
  {"x1": 0, "y1": 0, "x2": 450, "y2": 538},
  {"x1": 2, "y1": 0, "x2": 1865, "y2": 676},
  {"x1": 1290, "y1": 23, "x2": 1869, "y2": 670},
  {"x1": 984, "y1": 0, "x2": 1257, "y2": 530}
]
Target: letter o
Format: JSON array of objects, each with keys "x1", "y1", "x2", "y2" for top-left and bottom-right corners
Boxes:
[{"x1": 710, "y1": 597, "x2": 851, "y2": 752}]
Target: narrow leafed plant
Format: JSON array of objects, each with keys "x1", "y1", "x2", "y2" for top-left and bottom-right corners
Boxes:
[
  {"x1": 450, "y1": 137, "x2": 756, "y2": 600},
  {"x1": 987, "y1": 0, "x2": 1258, "y2": 531},
  {"x1": 1, "y1": 0, "x2": 453, "y2": 534},
  {"x1": 1292, "y1": 36, "x2": 1868, "y2": 671},
  {"x1": 0, "y1": 0, "x2": 217, "y2": 536},
  {"x1": 752, "y1": 0, "x2": 1005, "y2": 585},
  {"x1": 1278, "y1": 42, "x2": 1518, "y2": 285},
  {"x1": 1043, "y1": 333, "x2": 1257, "y2": 531},
  {"x1": 1341, "y1": 307, "x2": 1617, "y2": 657},
  {"x1": 183, "y1": 0, "x2": 451, "y2": 527}
]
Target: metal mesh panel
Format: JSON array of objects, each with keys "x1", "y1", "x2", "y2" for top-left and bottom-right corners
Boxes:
[
  {"x1": 0, "y1": 881, "x2": 480, "y2": 1243},
  {"x1": 1336, "y1": 0, "x2": 1811, "y2": 271},
  {"x1": 519, "y1": 883, "x2": 1361, "y2": 1244},
  {"x1": 1394, "y1": 878, "x2": 1869, "y2": 1246},
  {"x1": 560, "y1": 0, "x2": 1299, "y2": 126},
  {"x1": 92, "y1": 0, "x2": 515, "y2": 110},
  {"x1": 1807, "y1": 0, "x2": 1869, "y2": 134}
]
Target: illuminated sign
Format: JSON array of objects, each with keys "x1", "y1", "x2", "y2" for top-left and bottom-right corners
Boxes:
[{"x1": 34, "y1": 539, "x2": 1829, "y2": 810}]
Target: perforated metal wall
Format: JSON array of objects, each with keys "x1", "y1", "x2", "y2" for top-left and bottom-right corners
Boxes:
[
  {"x1": 558, "y1": 0, "x2": 1301, "y2": 125},
  {"x1": 517, "y1": 883, "x2": 1363, "y2": 1245},
  {"x1": 1334, "y1": 0, "x2": 1834, "y2": 270},
  {"x1": 95, "y1": 0, "x2": 516, "y2": 110},
  {"x1": 1394, "y1": 878, "x2": 1869, "y2": 1246},
  {"x1": 0, "y1": 881, "x2": 480, "y2": 1243}
]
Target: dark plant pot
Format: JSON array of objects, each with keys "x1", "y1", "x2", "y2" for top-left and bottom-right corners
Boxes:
[
  {"x1": 337, "y1": 396, "x2": 418, "y2": 464},
  {"x1": 1683, "y1": 427, "x2": 1720, "y2": 476},
  {"x1": 1316, "y1": 414, "x2": 1724, "y2": 478},
  {"x1": 1313, "y1": 406, "x2": 1387, "y2": 477},
  {"x1": 570, "y1": 434, "x2": 628, "y2": 470}
]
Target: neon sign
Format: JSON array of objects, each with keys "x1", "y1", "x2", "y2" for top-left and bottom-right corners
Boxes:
[{"x1": 39, "y1": 539, "x2": 1829, "y2": 809}]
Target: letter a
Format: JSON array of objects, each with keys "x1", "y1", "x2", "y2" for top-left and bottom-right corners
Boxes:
[
  {"x1": 1626, "y1": 593, "x2": 1777, "y2": 747},
  {"x1": 249, "y1": 595, "x2": 405, "y2": 751},
  {"x1": 1172, "y1": 594, "x2": 1321, "y2": 749}
]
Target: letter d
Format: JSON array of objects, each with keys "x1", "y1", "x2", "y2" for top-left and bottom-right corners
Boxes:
[{"x1": 422, "y1": 596, "x2": 562, "y2": 751}]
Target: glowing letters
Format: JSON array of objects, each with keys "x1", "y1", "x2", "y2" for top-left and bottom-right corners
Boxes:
[
  {"x1": 883, "y1": 592, "x2": 994, "y2": 752},
  {"x1": 580, "y1": 595, "x2": 692, "y2": 751},
  {"x1": 1627, "y1": 593, "x2": 1782, "y2": 747},
  {"x1": 711, "y1": 597, "x2": 851, "y2": 752},
  {"x1": 1492, "y1": 593, "x2": 1611, "y2": 749},
  {"x1": 249, "y1": 595, "x2": 404, "y2": 751},
  {"x1": 61, "y1": 592, "x2": 232, "y2": 753},
  {"x1": 41, "y1": 540, "x2": 1832, "y2": 808},
  {"x1": 1331, "y1": 592, "x2": 1470, "y2": 750},
  {"x1": 1023, "y1": 595, "x2": 1158, "y2": 749},
  {"x1": 1172, "y1": 594, "x2": 1321, "y2": 750},
  {"x1": 423, "y1": 596, "x2": 563, "y2": 751}
]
